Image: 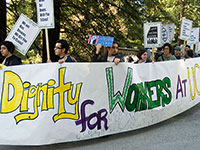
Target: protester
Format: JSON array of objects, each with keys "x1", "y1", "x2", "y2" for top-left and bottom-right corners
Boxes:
[
  {"x1": 155, "y1": 47, "x2": 164, "y2": 61},
  {"x1": 146, "y1": 48, "x2": 152, "y2": 61},
  {"x1": 173, "y1": 46, "x2": 182, "y2": 60},
  {"x1": 187, "y1": 49, "x2": 194, "y2": 59},
  {"x1": 183, "y1": 45, "x2": 190, "y2": 58},
  {"x1": 185, "y1": 45, "x2": 190, "y2": 51},
  {"x1": 91, "y1": 41, "x2": 124, "y2": 65},
  {"x1": 0, "y1": 53, "x2": 3, "y2": 63},
  {"x1": 0, "y1": 41, "x2": 22, "y2": 66},
  {"x1": 135, "y1": 49, "x2": 151, "y2": 64},
  {"x1": 157, "y1": 43, "x2": 176, "y2": 61},
  {"x1": 127, "y1": 56, "x2": 134, "y2": 63},
  {"x1": 50, "y1": 39, "x2": 76, "y2": 63}
]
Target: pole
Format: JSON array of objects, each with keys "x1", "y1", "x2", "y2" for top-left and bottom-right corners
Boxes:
[
  {"x1": 182, "y1": 40, "x2": 186, "y2": 56},
  {"x1": 45, "y1": 28, "x2": 50, "y2": 61},
  {"x1": 152, "y1": 47, "x2": 155, "y2": 62}
]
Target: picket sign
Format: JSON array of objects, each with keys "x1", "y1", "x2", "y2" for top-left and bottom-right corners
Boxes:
[
  {"x1": 187, "y1": 27, "x2": 200, "y2": 52},
  {"x1": 144, "y1": 22, "x2": 162, "y2": 48},
  {"x1": 36, "y1": 0, "x2": 55, "y2": 61},
  {"x1": 161, "y1": 24, "x2": 170, "y2": 44},
  {"x1": 0, "y1": 59, "x2": 200, "y2": 145},
  {"x1": 168, "y1": 23, "x2": 175, "y2": 43},
  {"x1": 5, "y1": 14, "x2": 40, "y2": 55},
  {"x1": 36, "y1": 0, "x2": 55, "y2": 29},
  {"x1": 88, "y1": 35, "x2": 114, "y2": 47},
  {"x1": 180, "y1": 18, "x2": 193, "y2": 41},
  {"x1": 187, "y1": 27, "x2": 199, "y2": 45}
]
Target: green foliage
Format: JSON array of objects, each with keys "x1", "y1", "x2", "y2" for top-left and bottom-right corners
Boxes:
[{"x1": 5, "y1": 0, "x2": 200, "y2": 61}]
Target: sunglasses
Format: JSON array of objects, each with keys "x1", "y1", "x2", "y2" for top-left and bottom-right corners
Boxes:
[{"x1": 112, "y1": 46, "x2": 118, "y2": 49}]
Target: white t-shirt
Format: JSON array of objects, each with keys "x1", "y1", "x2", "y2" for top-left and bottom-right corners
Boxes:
[{"x1": 107, "y1": 56, "x2": 115, "y2": 62}]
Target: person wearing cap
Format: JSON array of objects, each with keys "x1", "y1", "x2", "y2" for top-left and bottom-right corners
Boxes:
[
  {"x1": 157, "y1": 43, "x2": 176, "y2": 61},
  {"x1": 53, "y1": 39, "x2": 76, "y2": 63},
  {"x1": 0, "y1": 41, "x2": 22, "y2": 66},
  {"x1": 174, "y1": 46, "x2": 182, "y2": 60}
]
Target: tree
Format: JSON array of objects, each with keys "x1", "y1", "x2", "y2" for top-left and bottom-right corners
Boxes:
[
  {"x1": 0, "y1": 0, "x2": 6, "y2": 62},
  {"x1": 42, "y1": 0, "x2": 61, "y2": 62},
  {"x1": 0, "y1": 0, "x2": 6, "y2": 42},
  {"x1": 5, "y1": 0, "x2": 200, "y2": 62},
  {"x1": 156, "y1": 0, "x2": 200, "y2": 45}
]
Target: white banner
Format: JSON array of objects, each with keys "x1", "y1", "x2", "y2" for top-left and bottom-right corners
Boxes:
[
  {"x1": 144, "y1": 22, "x2": 162, "y2": 48},
  {"x1": 180, "y1": 18, "x2": 193, "y2": 41},
  {"x1": 187, "y1": 27, "x2": 199, "y2": 44},
  {"x1": 5, "y1": 14, "x2": 41, "y2": 55},
  {"x1": 36, "y1": 0, "x2": 55, "y2": 29},
  {"x1": 0, "y1": 59, "x2": 200, "y2": 145}
]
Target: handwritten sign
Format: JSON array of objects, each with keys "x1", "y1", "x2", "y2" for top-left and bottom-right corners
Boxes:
[
  {"x1": 36, "y1": 0, "x2": 55, "y2": 29},
  {"x1": 161, "y1": 24, "x2": 170, "y2": 44},
  {"x1": 168, "y1": 23, "x2": 175, "y2": 43},
  {"x1": 88, "y1": 35, "x2": 114, "y2": 47},
  {"x1": 187, "y1": 27, "x2": 199, "y2": 44},
  {"x1": 5, "y1": 14, "x2": 40, "y2": 55},
  {"x1": 144, "y1": 22, "x2": 162, "y2": 48},
  {"x1": 180, "y1": 18, "x2": 193, "y2": 41}
]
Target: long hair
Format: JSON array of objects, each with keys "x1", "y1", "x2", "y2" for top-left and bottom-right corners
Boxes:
[{"x1": 137, "y1": 49, "x2": 147, "y2": 60}]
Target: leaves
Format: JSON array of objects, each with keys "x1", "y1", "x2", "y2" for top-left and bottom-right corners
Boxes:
[{"x1": 4, "y1": 0, "x2": 200, "y2": 62}]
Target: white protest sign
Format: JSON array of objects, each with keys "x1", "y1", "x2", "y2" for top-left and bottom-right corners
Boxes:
[
  {"x1": 198, "y1": 42, "x2": 200, "y2": 51},
  {"x1": 180, "y1": 18, "x2": 193, "y2": 41},
  {"x1": 36, "y1": 0, "x2": 55, "y2": 29},
  {"x1": 168, "y1": 23, "x2": 175, "y2": 43},
  {"x1": 144, "y1": 22, "x2": 162, "y2": 48},
  {"x1": 187, "y1": 27, "x2": 199, "y2": 44},
  {"x1": 161, "y1": 24, "x2": 170, "y2": 44},
  {"x1": 194, "y1": 43, "x2": 199, "y2": 53},
  {"x1": 5, "y1": 14, "x2": 40, "y2": 55}
]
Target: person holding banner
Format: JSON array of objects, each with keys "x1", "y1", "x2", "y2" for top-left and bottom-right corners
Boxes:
[
  {"x1": 157, "y1": 43, "x2": 176, "y2": 61},
  {"x1": 0, "y1": 54, "x2": 3, "y2": 63},
  {"x1": 187, "y1": 49, "x2": 194, "y2": 59},
  {"x1": 173, "y1": 46, "x2": 182, "y2": 60},
  {"x1": 0, "y1": 41, "x2": 22, "y2": 66},
  {"x1": 183, "y1": 45, "x2": 191, "y2": 59},
  {"x1": 91, "y1": 41, "x2": 124, "y2": 65},
  {"x1": 52, "y1": 39, "x2": 76, "y2": 63},
  {"x1": 135, "y1": 49, "x2": 151, "y2": 64}
]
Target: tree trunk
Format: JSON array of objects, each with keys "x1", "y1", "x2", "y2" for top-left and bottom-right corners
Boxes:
[
  {"x1": 177, "y1": 1, "x2": 185, "y2": 46},
  {"x1": 0, "y1": 0, "x2": 7, "y2": 62},
  {"x1": 42, "y1": 0, "x2": 61, "y2": 62}
]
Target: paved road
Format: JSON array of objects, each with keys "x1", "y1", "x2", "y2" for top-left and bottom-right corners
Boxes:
[{"x1": 1, "y1": 103, "x2": 200, "y2": 150}]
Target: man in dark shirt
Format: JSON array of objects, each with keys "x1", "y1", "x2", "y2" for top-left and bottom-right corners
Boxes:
[
  {"x1": 91, "y1": 41, "x2": 124, "y2": 65},
  {"x1": 0, "y1": 41, "x2": 22, "y2": 66},
  {"x1": 53, "y1": 39, "x2": 76, "y2": 63}
]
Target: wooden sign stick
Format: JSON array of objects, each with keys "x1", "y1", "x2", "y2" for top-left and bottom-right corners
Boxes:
[
  {"x1": 152, "y1": 47, "x2": 155, "y2": 62},
  {"x1": 182, "y1": 40, "x2": 186, "y2": 56},
  {"x1": 45, "y1": 28, "x2": 50, "y2": 61}
]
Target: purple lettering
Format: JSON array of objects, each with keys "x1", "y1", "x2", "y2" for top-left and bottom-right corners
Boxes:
[{"x1": 75, "y1": 100, "x2": 108, "y2": 132}]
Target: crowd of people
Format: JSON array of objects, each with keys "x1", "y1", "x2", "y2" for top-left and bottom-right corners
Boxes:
[{"x1": 0, "y1": 39, "x2": 199, "y2": 67}]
